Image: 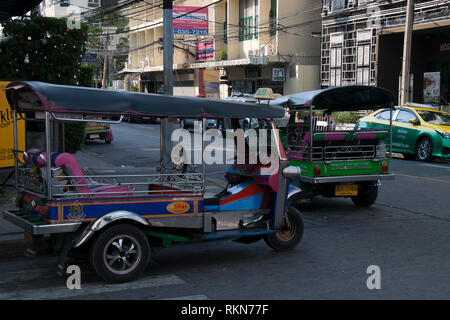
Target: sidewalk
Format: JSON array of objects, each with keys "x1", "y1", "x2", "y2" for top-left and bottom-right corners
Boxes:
[{"x1": 0, "y1": 186, "x2": 27, "y2": 259}]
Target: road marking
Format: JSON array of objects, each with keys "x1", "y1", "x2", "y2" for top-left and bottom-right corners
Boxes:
[
  {"x1": 419, "y1": 163, "x2": 450, "y2": 170},
  {"x1": 396, "y1": 173, "x2": 450, "y2": 184},
  {"x1": 0, "y1": 274, "x2": 185, "y2": 300},
  {"x1": 162, "y1": 295, "x2": 209, "y2": 300},
  {"x1": 140, "y1": 147, "x2": 161, "y2": 151}
]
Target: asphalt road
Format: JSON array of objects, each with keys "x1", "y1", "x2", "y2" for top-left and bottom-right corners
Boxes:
[{"x1": 1, "y1": 122, "x2": 449, "y2": 299}]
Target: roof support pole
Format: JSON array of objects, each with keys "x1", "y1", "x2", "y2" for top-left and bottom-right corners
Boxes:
[{"x1": 45, "y1": 112, "x2": 52, "y2": 199}]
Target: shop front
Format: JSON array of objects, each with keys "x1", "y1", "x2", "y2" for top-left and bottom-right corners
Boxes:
[
  {"x1": 225, "y1": 63, "x2": 287, "y2": 95},
  {"x1": 377, "y1": 21, "x2": 450, "y2": 109}
]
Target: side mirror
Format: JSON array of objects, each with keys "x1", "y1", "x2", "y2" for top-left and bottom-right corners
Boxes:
[{"x1": 409, "y1": 118, "x2": 420, "y2": 126}]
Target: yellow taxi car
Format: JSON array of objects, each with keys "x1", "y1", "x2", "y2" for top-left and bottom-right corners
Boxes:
[{"x1": 355, "y1": 104, "x2": 450, "y2": 161}]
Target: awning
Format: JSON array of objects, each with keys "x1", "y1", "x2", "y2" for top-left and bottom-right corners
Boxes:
[
  {"x1": 377, "y1": 18, "x2": 450, "y2": 35},
  {"x1": 190, "y1": 55, "x2": 282, "y2": 69}
]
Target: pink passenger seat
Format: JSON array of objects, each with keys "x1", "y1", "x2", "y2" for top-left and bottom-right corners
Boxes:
[{"x1": 24, "y1": 150, "x2": 131, "y2": 197}]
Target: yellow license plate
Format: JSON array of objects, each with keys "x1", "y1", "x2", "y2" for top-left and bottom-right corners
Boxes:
[
  {"x1": 335, "y1": 184, "x2": 358, "y2": 196},
  {"x1": 90, "y1": 134, "x2": 100, "y2": 139}
]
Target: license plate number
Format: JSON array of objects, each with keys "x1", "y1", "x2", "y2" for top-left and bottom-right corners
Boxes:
[
  {"x1": 90, "y1": 134, "x2": 100, "y2": 139},
  {"x1": 335, "y1": 184, "x2": 358, "y2": 196}
]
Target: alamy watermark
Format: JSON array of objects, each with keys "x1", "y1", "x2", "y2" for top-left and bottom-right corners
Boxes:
[
  {"x1": 366, "y1": 265, "x2": 381, "y2": 290},
  {"x1": 66, "y1": 7, "x2": 81, "y2": 30},
  {"x1": 66, "y1": 265, "x2": 81, "y2": 290},
  {"x1": 171, "y1": 123, "x2": 280, "y2": 175}
]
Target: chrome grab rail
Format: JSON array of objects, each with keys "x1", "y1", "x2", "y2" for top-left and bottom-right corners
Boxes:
[
  {"x1": 50, "y1": 113, "x2": 124, "y2": 124},
  {"x1": 324, "y1": 145, "x2": 375, "y2": 160},
  {"x1": 15, "y1": 165, "x2": 204, "y2": 198}
]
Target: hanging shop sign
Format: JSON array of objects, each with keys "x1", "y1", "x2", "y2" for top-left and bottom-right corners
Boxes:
[
  {"x1": 82, "y1": 53, "x2": 97, "y2": 63},
  {"x1": 205, "y1": 82, "x2": 220, "y2": 93},
  {"x1": 0, "y1": 81, "x2": 25, "y2": 168},
  {"x1": 272, "y1": 68, "x2": 286, "y2": 82},
  {"x1": 423, "y1": 72, "x2": 440, "y2": 105},
  {"x1": 195, "y1": 40, "x2": 214, "y2": 61},
  {"x1": 173, "y1": 6, "x2": 209, "y2": 35}
]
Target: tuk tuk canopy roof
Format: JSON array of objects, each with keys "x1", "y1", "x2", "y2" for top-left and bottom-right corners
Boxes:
[
  {"x1": 5, "y1": 81, "x2": 285, "y2": 119},
  {"x1": 270, "y1": 85, "x2": 394, "y2": 111}
]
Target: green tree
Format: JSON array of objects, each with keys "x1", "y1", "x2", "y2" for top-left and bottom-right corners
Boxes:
[
  {"x1": 85, "y1": 7, "x2": 129, "y2": 81},
  {"x1": 0, "y1": 16, "x2": 90, "y2": 153}
]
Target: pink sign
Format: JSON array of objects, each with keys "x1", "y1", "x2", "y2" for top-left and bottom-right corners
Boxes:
[
  {"x1": 173, "y1": 6, "x2": 209, "y2": 35},
  {"x1": 195, "y1": 40, "x2": 214, "y2": 61}
]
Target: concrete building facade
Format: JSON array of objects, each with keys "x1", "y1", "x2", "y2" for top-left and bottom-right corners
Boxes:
[
  {"x1": 125, "y1": 0, "x2": 322, "y2": 97},
  {"x1": 40, "y1": 0, "x2": 101, "y2": 19},
  {"x1": 321, "y1": 0, "x2": 450, "y2": 105}
]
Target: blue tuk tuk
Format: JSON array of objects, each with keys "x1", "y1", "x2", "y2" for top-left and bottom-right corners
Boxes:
[{"x1": 3, "y1": 81, "x2": 304, "y2": 283}]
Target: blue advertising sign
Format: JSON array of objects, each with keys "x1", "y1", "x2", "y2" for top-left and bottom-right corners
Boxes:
[{"x1": 82, "y1": 53, "x2": 97, "y2": 63}]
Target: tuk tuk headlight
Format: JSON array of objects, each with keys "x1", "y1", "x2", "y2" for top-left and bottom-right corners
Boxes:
[{"x1": 435, "y1": 129, "x2": 450, "y2": 139}]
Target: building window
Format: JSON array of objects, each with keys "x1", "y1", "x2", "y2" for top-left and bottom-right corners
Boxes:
[
  {"x1": 254, "y1": 15, "x2": 259, "y2": 39},
  {"x1": 88, "y1": 0, "x2": 100, "y2": 8},
  {"x1": 269, "y1": 0, "x2": 277, "y2": 36},
  {"x1": 60, "y1": 0, "x2": 70, "y2": 7},
  {"x1": 239, "y1": 0, "x2": 259, "y2": 41},
  {"x1": 330, "y1": 47, "x2": 342, "y2": 87},
  {"x1": 357, "y1": 44, "x2": 370, "y2": 85},
  {"x1": 224, "y1": 21, "x2": 228, "y2": 43}
]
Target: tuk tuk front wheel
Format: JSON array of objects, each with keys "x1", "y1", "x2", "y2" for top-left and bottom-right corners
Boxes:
[
  {"x1": 89, "y1": 224, "x2": 150, "y2": 283},
  {"x1": 264, "y1": 206, "x2": 304, "y2": 251},
  {"x1": 416, "y1": 137, "x2": 434, "y2": 162}
]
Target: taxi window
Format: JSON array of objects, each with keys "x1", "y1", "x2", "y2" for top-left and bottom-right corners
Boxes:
[
  {"x1": 375, "y1": 109, "x2": 391, "y2": 120},
  {"x1": 395, "y1": 110, "x2": 417, "y2": 123}
]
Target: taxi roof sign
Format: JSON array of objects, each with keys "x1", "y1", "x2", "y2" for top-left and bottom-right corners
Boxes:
[{"x1": 254, "y1": 88, "x2": 275, "y2": 100}]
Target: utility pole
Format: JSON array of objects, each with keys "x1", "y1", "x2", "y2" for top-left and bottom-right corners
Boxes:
[
  {"x1": 160, "y1": 0, "x2": 175, "y2": 173},
  {"x1": 102, "y1": 32, "x2": 110, "y2": 89},
  {"x1": 163, "y1": 0, "x2": 174, "y2": 95},
  {"x1": 400, "y1": 0, "x2": 414, "y2": 105}
]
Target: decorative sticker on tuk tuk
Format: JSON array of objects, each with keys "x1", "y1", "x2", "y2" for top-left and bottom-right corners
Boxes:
[
  {"x1": 68, "y1": 201, "x2": 86, "y2": 220},
  {"x1": 166, "y1": 202, "x2": 191, "y2": 214}
]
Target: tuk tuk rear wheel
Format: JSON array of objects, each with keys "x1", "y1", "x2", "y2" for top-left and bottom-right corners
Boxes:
[
  {"x1": 351, "y1": 184, "x2": 378, "y2": 207},
  {"x1": 264, "y1": 206, "x2": 304, "y2": 251},
  {"x1": 89, "y1": 224, "x2": 150, "y2": 283}
]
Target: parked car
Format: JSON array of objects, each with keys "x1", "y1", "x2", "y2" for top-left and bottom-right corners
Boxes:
[
  {"x1": 85, "y1": 121, "x2": 113, "y2": 144},
  {"x1": 355, "y1": 105, "x2": 450, "y2": 161},
  {"x1": 180, "y1": 118, "x2": 224, "y2": 132},
  {"x1": 225, "y1": 90, "x2": 289, "y2": 130},
  {"x1": 124, "y1": 114, "x2": 159, "y2": 123}
]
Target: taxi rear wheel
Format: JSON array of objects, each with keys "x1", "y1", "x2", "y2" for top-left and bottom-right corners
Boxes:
[
  {"x1": 264, "y1": 206, "x2": 304, "y2": 251},
  {"x1": 90, "y1": 224, "x2": 150, "y2": 283}
]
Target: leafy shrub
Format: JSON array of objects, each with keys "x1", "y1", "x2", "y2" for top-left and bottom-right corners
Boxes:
[{"x1": 64, "y1": 123, "x2": 87, "y2": 154}]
